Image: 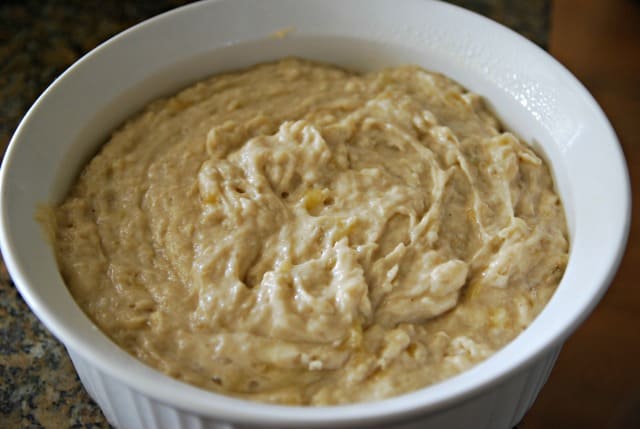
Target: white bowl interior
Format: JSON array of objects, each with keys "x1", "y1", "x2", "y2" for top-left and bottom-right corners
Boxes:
[{"x1": 0, "y1": 0, "x2": 630, "y2": 426}]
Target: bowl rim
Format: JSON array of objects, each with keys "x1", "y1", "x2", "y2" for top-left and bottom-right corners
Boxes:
[{"x1": 0, "y1": 0, "x2": 631, "y2": 426}]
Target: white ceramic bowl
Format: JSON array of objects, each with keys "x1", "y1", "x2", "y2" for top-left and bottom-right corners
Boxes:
[{"x1": 0, "y1": 1, "x2": 630, "y2": 428}]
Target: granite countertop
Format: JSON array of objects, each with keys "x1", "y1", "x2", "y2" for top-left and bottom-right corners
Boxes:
[{"x1": 0, "y1": 1, "x2": 550, "y2": 427}]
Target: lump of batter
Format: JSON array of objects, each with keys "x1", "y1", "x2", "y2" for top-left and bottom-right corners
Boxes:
[{"x1": 53, "y1": 58, "x2": 568, "y2": 405}]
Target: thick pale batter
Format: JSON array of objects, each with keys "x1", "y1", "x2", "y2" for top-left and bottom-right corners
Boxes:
[{"x1": 53, "y1": 58, "x2": 568, "y2": 405}]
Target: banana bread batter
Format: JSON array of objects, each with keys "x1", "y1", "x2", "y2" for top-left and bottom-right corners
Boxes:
[{"x1": 53, "y1": 58, "x2": 568, "y2": 405}]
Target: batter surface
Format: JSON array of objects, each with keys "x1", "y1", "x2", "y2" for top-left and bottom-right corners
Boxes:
[{"x1": 54, "y1": 58, "x2": 568, "y2": 405}]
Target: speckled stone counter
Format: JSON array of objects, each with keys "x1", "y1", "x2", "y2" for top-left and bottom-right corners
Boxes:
[{"x1": 0, "y1": 1, "x2": 550, "y2": 427}]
